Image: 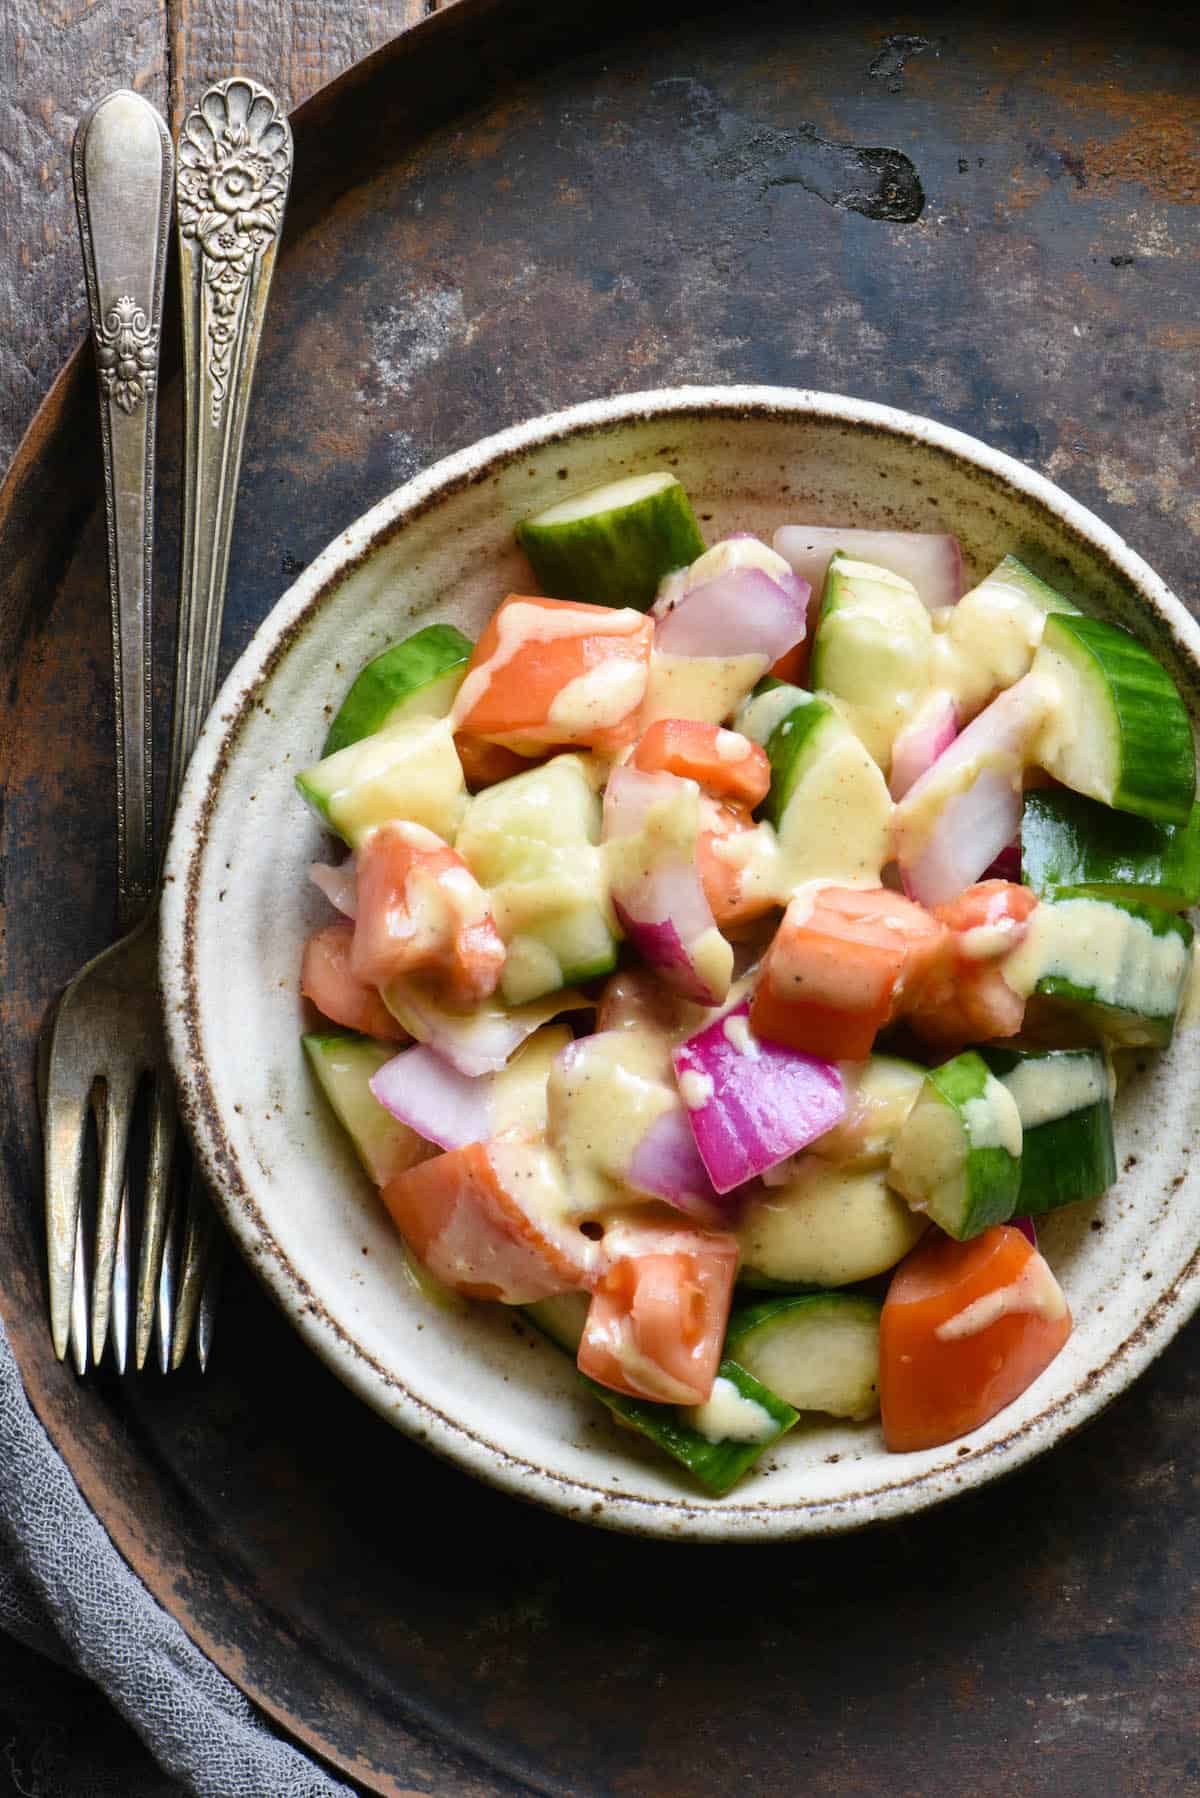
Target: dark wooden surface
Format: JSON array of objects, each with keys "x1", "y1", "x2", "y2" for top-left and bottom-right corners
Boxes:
[
  {"x1": 0, "y1": 0, "x2": 452, "y2": 475},
  {"x1": 3, "y1": 2, "x2": 1200, "y2": 1794}
]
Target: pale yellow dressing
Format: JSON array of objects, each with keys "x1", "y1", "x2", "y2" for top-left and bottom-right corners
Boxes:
[
  {"x1": 547, "y1": 656, "x2": 648, "y2": 733},
  {"x1": 1001, "y1": 1055, "x2": 1106, "y2": 1129},
  {"x1": 640, "y1": 651, "x2": 768, "y2": 728},
  {"x1": 1002, "y1": 897, "x2": 1189, "y2": 1017},
  {"x1": 452, "y1": 600, "x2": 643, "y2": 726},
  {"x1": 683, "y1": 1376, "x2": 777, "y2": 1444},
  {"x1": 935, "y1": 1253, "x2": 1067, "y2": 1341}
]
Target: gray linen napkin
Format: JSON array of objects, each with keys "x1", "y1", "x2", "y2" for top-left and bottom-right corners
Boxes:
[{"x1": 0, "y1": 1310, "x2": 354, "y2": 1797}]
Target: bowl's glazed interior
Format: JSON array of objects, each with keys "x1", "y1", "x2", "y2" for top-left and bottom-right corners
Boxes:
[{"x1": 161, "y1": 386, "x2": 1200, "y2": 1539}]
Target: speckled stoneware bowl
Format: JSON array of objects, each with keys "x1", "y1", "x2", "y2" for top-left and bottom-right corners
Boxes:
[{"x1": 161, "y1": 385, "x2": 1200, "y2": 1541}]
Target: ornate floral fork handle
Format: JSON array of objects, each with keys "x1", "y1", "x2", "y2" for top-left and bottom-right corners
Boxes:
[{"x1": 136, "y1": 78, "x2": 293, "y2": 1368}]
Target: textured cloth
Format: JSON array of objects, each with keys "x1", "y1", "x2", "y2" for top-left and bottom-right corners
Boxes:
[{"x1": 0, "y1": 1311, "x2": 356, "y2": 1797}]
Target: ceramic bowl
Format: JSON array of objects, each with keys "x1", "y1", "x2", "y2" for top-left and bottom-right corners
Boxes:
[{"x1": 160, "y1": 385, "x2": 1200, "y2": 1540}]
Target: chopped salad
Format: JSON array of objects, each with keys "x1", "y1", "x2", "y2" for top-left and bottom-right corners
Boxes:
[{"x1": 296, "y1": 470, "x2": 1197, "y2": 1494}]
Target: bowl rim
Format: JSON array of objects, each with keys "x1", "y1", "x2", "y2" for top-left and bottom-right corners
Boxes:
[{"x1": 161, "y1": 382, "x2": 1200, "y2": 1541}]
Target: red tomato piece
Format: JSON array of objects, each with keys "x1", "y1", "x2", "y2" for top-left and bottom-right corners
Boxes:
[
  {"x1": 695, "y1": 798, "x2": 777, "y2": 929},
  {"x1": 907, "y1": 881, "x2": 1038, "y2": 1047},
  {"x1": 880, "y1": 1224, "x2": 1072, "y2": 1452},
  {"x1": 452, "y1": 593, "x2": 653, "y2": 753},
  {"x1": 750, "y1": 886, "x2": 947, "y2": 1060},
  {"x1": 351, "y1": 821, "x2": 505, "y2": 1006},
  {"x1": 577, "y1": 1216, "x2": 738, "y2": 1406},
  {"x1": 301, "y1": 922, "x2": 407, "y2": 1041},
  {"x1": 380, "y1": 1138, "x2": 596, "y2": 1303},
  {"x1": 633, "y1": 719, "x2": 771, "y2": 806}
]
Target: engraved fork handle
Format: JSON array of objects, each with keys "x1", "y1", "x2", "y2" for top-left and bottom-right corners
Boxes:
[
  {"x1": 72, "y1": 93, "x2": 173, "y2": 931},
  {"x1": 167, "y1": 78, "x2": 293, "y2": 817}
]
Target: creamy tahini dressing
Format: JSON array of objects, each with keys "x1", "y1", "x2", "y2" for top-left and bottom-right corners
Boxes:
[
  {"x1": 640, "y1": 652, "x2": 768, "y2": 728},
  {"x1": 684, "y1": 536, "x2": 794, "y2": 590},
  {"x1": 1001, "y1": 1055, "x2": 1106, "y2": 1129},
  {"x1": 684, "y1": 1377, "x2": 777, "y2": 1444},
  {"x1": 547, "y1": 1027, "x2": 678, "y2": 1215},
  {"x1": 1002, "y1": 896, "x2": 1189, "y2": 1016},
  {"x1": 722, "y1": 1011, "x2": 760, "y2": 1058},
  {"x1": 452, "y1": 600, "x2": 644, "y2": 726},
  {"x1": 935, "y1": 1253, "x2": 1067, "y2": 1341},
  {"x1": 547, "y1": 656, "x2": 648, "y2": 733},
  {"x1": 678, "y1": 1069, "x2": 714, "y2": 1109},
  {"x1": 929, "y1": 577, "x2": 1053, "y2": 719},
  {"x1": 962, "y1": 1080, "x2": 1023, "y2": 1159}
]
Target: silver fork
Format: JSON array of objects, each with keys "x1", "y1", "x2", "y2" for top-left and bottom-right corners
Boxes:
[{"x1": 45, "y1": 81, "x2": 291, "y2": 1374}]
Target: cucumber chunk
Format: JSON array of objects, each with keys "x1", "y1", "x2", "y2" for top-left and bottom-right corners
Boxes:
[
  {"x1": 738, "y1": 681, "x2": 893, "y2": 888},
  {"x1": 456, "y1": 754, "x2": 618, "y2": 1005},
  {"x1": 1021, "y1": 788, "x2": 1200, "y2": 911},
  {"x1": 323, "y1": 623, "x2": 473, "y2": 756},
  {"x1": 523, "y1": 1302, "x2": 798, "y2": 1494},
  {"x1": 1002, "y1": 889, "x2": 1194, "y2": 1048},
  {"x1": 814, "y1": 1055, "x2": 927, "y2": 1169},
  {"x1": 516, "y1": 471, "x2": 706, "y2": 612},
  {"x1": 1033, "y1": 612, "x2": 1195, "y2": 824},
  {"x1": 296, "y1": 714, "x2": 467, "y2": 847},
  {"x1": 888, "y1": 1051, "x2": 1022, "y2": 1240},
  {"x1": 302, "y1": 1032, "x2": 426, "y2": 1187},
  {"x1": 929, "y1": 554, "x2": 1080, "y2": 718},
  {"x1": 726, "y1": 1293, "x2": 882, "y2": 1421},
  {"x1": 981, "y1": 1045, "x2": 1116, "y2": 1215},
  {"x1": 738, "y1": 1162, "x2": 927, "y2": 1287},
  {"x1": 584, "y1": 1360, "x2": 798, "y2": 1497},
  {"x1": 810, "y1": 553, "x2": 933, "y2": 769}
]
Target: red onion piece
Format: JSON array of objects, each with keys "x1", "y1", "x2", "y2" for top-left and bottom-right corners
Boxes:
[
  {"x1": 889, "y1": 692, "x2": 958, "y2": 801},
  {"x1": 369, "y1": 1044, "x2": 492, "y2": 1148},
  {"x1": 894, "y1": 674, "x2": 1051, "y2": 908},
  {"x1": 309, "y1": 860, "x2": 358, "y2": 919},
  {"x1": 673, "y1": 1001, "x2": 845, "y2": 1194},
  {"x1": 1011, "y1": 1215, "x2": 1038, "y2": 1248},
  {"x1": 653, "y1": 566, "x2": 810, "y2": 662},
  {"x1": 382, "y1": 979, "x2": 587, "y2": 1077},
  {"x1": 983, "y1": 842, "x2": 1022, "y2": 883},
  {"x1": 772, "y1": 525, "x2": 964, "y2": 610},
  {"x1": 603, "y1": 766, "x2": 732, "y2": 1005},
  {"x1": 626, "y1": 1106, "x2": 730, "y2": 1223}
]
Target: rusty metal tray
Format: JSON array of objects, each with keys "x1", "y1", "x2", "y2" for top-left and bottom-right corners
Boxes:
[{"x1": 3, "y1": 2, "x2": 1199, "y2": 1790}]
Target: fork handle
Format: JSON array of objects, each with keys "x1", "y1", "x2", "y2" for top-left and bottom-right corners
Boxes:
[
  {"x1": 167, "y1": 78, "x2": 293, "y2": 818},
  {"x1": 73, "y1": 93, "x2": 174, "y2": 931}
]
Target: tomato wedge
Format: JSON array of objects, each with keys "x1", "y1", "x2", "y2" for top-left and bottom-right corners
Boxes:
[
  {"x1": 908, "y1": 881, "x2": 1038, "y2": 1047},
  {"x1": 454, "y1": 734, "x2": 536, "y2": 791},
  {"x1": 577, "y1": 1216, "x2": 738, "y2": 1406},
  {"x1": 695, "y1": 798, "x2": 776, "y2": 930},
  {"x1": 633, "y1": 719, "x2": 771, "y2": 806},
  {"x1": 452, "y1": 594, "x2": 653, "y2": 753},
  {"x1": 351, "y1": 820, "x2": 505, "y2": 1006},
  {"x1": 380, "y1": 1137, "x2": 597, "y2": 1303},
  {"x1": 879, "y1": 1224, "x2": 1071, "y2": 1452},
  {"x1": 751, "y1": 886, "x2": 947, "y2": 1060},
  {"x1": 301, "y1": 922, "x2": 407, "y2": 1041}
]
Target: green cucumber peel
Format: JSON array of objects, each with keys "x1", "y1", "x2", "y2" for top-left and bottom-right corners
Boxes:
[
  {"x1": 1021, "y1": 788, "x2": 1200, "y2": 911},
  {"x1": 889, "y1": 1050, "x2": 1022, "y2": 1241},
  {"x1": 516, "y1": 471, "x2": 705, "y2": 612},
  {"x1": 302, "y1": 1031, "x2": 415, "y2": 1188},
  {"x1": 323, "y1": 623, "x2": 473, "y2": 756},
  {"x1": 980, "y1": 1046, "x2": 1116, "y2": 1215},
  {"x1": 1024, "y1": 889, "x2": 1193, "y2": 1048},
  {"x1": 726, "y1": 1291, "x2": 881, "y2": 1421},
  {"x1": 579, "y1": 1360, "x2": 798, "y2": 1497},
  {"x1": 1035, "y1": 612, "x2": 1195, "y2": 825}
]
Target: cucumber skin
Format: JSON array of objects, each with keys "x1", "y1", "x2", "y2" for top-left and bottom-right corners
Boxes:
[
  {"x1": 579, "y1": 1360, "x2": 798, "y2": 1496},
  {"x1": 1041, "y1": 613, "x2": 1195, "y2": 826},
  {"x1": 323, "y1": 623, "x2": 473, "y2": 756},
  {"x1": 516, "y1": 478, "x2": 706, "y2": 613},
  {"x1": 988, "y1": 553, "x2": 1081, "y2": 617},
  {"x1": 1021, "y1": 788, "x2": 1200, "y2": 911},
  {"x1": 762, "y1": 694, "x2": 842, "y2": 825},
  {"x1": 1031, "y1": 889, "x2": 1193, "y2": 1049},
  {"x1": 924, "y1": 1053, "x2": 1021, "y2": 1240},
  {"x1": 981, "y1": 1046, "x2": 1116, "y2": 1215},
  {"x1": 726, "y1": 1292, "x2": 881, "y2": 1419},
  {"x1": 1018, "y1": 1101, "x2": 1115, "y2": 1214}
]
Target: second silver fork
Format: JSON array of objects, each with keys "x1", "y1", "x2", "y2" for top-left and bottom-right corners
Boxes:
[{"x1": 50, "y1": 79, "x2": 292, "y2": 1374}]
